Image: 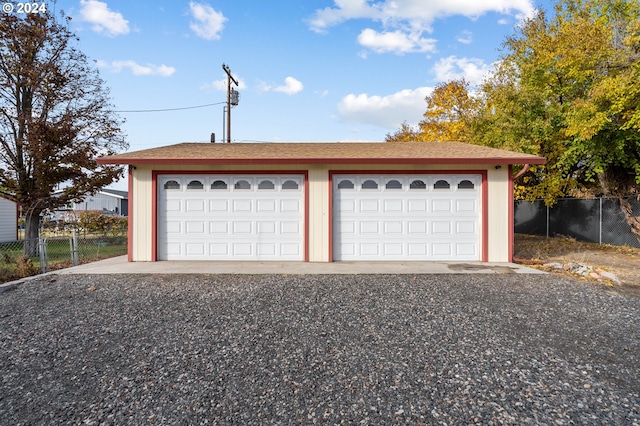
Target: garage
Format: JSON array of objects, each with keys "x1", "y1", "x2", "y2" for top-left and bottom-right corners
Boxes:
[
  {"x1": 98, "y1": 142, "x2": 546, "y2": 263},
  {"x1": 332, "y1": 173, "x2": 483, "y2": 261},
  {"x1": 157, "y1": 174, "x2": 305, "y2": 260}
]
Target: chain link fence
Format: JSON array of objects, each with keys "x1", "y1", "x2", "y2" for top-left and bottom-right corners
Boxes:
[
  {"x1": 515, "y1": 196, "x2": 640, "y2": 248},
  {"x1": 0, "y1": 230, "x2": 126, "y2": 284}
]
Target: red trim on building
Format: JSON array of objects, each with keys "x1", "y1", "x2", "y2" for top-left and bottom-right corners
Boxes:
[
  {"x1": 508, "y1": 165, "x2": 514, "y2": 262},
  {"x1": 151, "y1": 170, "x2": 309, "y2": 262},
  {"x1": 481, "y1": 172, "x2": 489, "y2": 262},
  {"x1": 127, "y1": 167, "x2": 133, "y2": 262},
  {"x1": 328, "y1": 170, "x2": 489, "y2": 262},
  {"x1": 327, "y1": 173, "x2": 334, "y2": 263}
]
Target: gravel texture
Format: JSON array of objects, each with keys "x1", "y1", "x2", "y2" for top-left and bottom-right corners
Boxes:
[{"x1": 0, "y1": 273, "x2": 638, "y2": 425}]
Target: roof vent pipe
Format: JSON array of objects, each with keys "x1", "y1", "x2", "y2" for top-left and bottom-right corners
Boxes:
[{"x1": 210, "y1": 133, "x2": 215, "y2": 143}]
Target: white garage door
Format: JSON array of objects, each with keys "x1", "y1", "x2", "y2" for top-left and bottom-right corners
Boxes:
[
  {"x1": 158, "y1": 174, "x2": 305, "y2": 260},
  {"x1": 333, "y1": 174, "x2": 481, "y2": 261}
]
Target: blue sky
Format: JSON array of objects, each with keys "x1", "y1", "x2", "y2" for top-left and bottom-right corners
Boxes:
[{"x1": 48, "y1": 0, "x2": 554, "y2": 151}]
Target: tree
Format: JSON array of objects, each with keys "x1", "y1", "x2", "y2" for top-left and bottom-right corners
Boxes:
[
  {"x1": 386, "y1": 79, "x2": 478, "y2": 143},
  {"x1": 474, "y1": 0, "x2": 640, "y2": 202},
  {"x1": 0, "y1": 5, "x2": 127, "y2": 255}
]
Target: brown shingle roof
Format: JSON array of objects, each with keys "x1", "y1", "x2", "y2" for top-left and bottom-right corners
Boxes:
[{"x1": 97, "y1": 142, "x2": 546, "y2": 165}]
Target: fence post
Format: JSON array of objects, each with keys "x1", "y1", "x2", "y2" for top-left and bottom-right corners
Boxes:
[
  {"x1": 38, "y1": 236, "x2": 46, "y2": 274},
  {"x1": 72, "y1": 229, "x2": 79, "y2": 266},
  {"x1": 546, "y1": 204, "x2": 550, "y2": 237},
  {"x1": 599, "y1": 197, "x2": 603, "y2": 245}
]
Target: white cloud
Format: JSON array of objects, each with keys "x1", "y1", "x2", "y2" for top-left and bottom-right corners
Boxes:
[
  {"x1": 432, "y1": 56, "x2": 492, "y2": 85},
  {"x1": 337, "y1": 86, "x2": 432, "y2": 129},
  {"x1": 357, "y1": 28, "x2": 436, "y2": 54},
  {"x1": 309, "y1": 0, "x2": 535, "y2": 32},
  {"x1": 189, "y1": 2, "x2": 227, "y2": 40},
  {"x1": 259, "y1": 77, "x2": 304, "y2": 95},
  {"x1": 308, "y1": 0, "x2": 536, "y2": 54},
  {"x1": 456, "y1": 30, "x2": 473, "y2": 44},
  {"x1": 99, "y1": 60, "x2": 176, "y2": 77},
  {"x1": 201, "y1": 74, "x2": 247, "y2": 91},
  {"x1": 274, "y1": 77, "x2": 304, "y2": 95},
  {"x1": 79, "y1": 0, "x2": 129, "y2": 37}
]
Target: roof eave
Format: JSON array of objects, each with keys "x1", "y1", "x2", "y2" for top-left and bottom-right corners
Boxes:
[{"x1": 97, "y1": 157, "x2": 546, "y2": 166}]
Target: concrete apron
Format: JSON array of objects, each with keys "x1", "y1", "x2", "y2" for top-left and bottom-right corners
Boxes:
[{"x1": 56, "y1": 255, "x2": 545, "y2": 275}]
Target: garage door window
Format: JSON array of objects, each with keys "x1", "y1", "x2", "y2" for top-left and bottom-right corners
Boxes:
[
  {"x1": 338, "y1": 179, "x2": 354, "y2": 189},
  {"x1": 258, "y1": 180, "x2": 275, "y2": 190},
  {"x1": 235, "y1": 180, "x2": 251, "y2": 190},
  {"x1": 458, "y1": 180, "x2": 475, "y2": 190},
  {"x1": 164, "y1": 180, "x2": 180, "y2": 190},
  {"x1": 282, "y1": 180, "x2": 299, "y2": 190},
  {"x1": 434, "y1": 180, "x2": 451, "y2": 190},
  {"x1": 410, "y1": 179, "x2": 426, "y2": 190},
  {"x1": 361, "y1": 179, "x2": 378, "y2": 190},
  {"x1": 385, "y1": 180, "x2": 402, "y2": 190},
  {"x1": 211, "y1": 180, "x2": 228, "y2": 190},
  {"x1": 187, "y1": 180, "x2": 204, "y2": 190}
]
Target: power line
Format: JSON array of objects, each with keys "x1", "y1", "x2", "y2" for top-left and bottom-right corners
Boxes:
[{"x1": 115, "y1": 101, "x2": 226, "y2": 113}]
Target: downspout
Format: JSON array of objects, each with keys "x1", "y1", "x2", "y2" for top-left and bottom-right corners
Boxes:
[{"x1": 512, "y1": 163, "x2": 530, "y2": 180}]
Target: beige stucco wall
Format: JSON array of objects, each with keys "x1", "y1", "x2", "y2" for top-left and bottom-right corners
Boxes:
[{"x1": 129, "y1": 162, "x2": 513, "y2": 262}]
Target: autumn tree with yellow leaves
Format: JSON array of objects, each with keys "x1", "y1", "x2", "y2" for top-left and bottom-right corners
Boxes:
[{"x1": 387, "y1": 0, "x2": 640, "y2": 206}]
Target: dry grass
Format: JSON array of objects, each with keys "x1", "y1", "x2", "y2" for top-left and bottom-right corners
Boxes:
[
  {"x1": 514, "y1": 234, "x2": 640, "y2": 260},
  {"x1": 514, "y1": 233, "x2": 640, "y2": 294}
]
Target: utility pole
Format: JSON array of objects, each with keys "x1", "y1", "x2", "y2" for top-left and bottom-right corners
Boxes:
[{"x1": 222, "y1": 63, "x2": 239, "y2": 143}]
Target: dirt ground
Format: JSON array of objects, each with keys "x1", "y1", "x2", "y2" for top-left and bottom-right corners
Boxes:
[{"x1": 514, "y1": 234, "x2": 640, "y2": 297}]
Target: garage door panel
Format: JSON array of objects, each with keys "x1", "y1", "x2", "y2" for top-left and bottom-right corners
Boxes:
[
  {"x1": 210, "y1": 243, "x2": 229, "y2": 255},
  {"x1": 384, "y1": 199, "x2": 403, "y2": 212},
  {"x1": 432, "y1": 243, "x2": 452, "y2": 256},
  {"x1": 360, "y1": 244, "x2": 380, "y2": 256},
  {"x1": 186, "y1": 243, "x2": 206, "y2": 256},
  {"x1": 233, "y1": 221, "x2": 252, "y2": 233},
  {"x1": 360, "y1": 221, "x2": 379, "y2": 234},
  {"x1": 210, "y1": 221, "x2": 228, "y2": 234},
  {"x1": 384, "y1": 222, "x2": 403, "y2": 233},
  {"x1": 166, "y1": 200, "x2": 182, "y2": 212},
  {"x1": 408, "y1": 200, "x2": 428, "y2": 212},
  {"x1": 408, "y1": 221, "x2": 428, "y2": 234},
  {"x1": 456, "y1": 221, "x2": 476, "y2": 234},
  {"x1": 257, "y1": 221, "x2": 276, "y2": 234},
  {"x1": 334, "y1": 174, "x2": 480, "y2": 261},
  {"x1": 432, "y1": 199, "x2": 452, "y2": 212},
  {"x1": 257, "y1": 199, "x2": 276, "y2": 212},
  {"x1": 185, "y1": 199, "x2": 205, "y2": 212},
  {"x1": 384, "y1": 244, "x2": 403, "y2": 256},
  {"x1": 257, "y1": 244, "x2": 276, "y2": 255},
  {"x1": 432, "y1": 221, "x2": 452, "y2": 234},
  {"x1": 281, "y1": 222, "x2": 300, "y2": 234},
  {"x1": 210, "y1": 200, "x2": 228, "y2": 211},
  {"x1": 233, "y1": 199, "x2": 252, "y2": 212},
  {"x1": 281, "y1": 243, "x2": 301, "y2": 256},
  {"x1": 166, "y1": 221, "x2": 181, "y2": 234},
  {"x1": 360, "y1": 199, "x2": 379, "y2": 212},
  {"x1": 158, "y1": 174, "x2": 304, "y2": 260},
  {"x1": 456, "y1": 243, "x2": 477, "y2": 257},
  {"x1": 185, "y1": 221, "x2": 205, "y2": 234},
  {"x1": 233, "y1": 243, "x2": 253, "y2": 256},
  {"x1": 456, "y1": 199, "x2": 476, "y2": 212}
]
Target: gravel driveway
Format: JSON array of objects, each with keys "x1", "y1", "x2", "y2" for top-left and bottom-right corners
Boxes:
[{"x1": 0, "y1": 273, "x2": 638, "y2": 425}]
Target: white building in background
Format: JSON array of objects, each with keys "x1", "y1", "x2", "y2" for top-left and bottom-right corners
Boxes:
[
  {"x1": 54, "y1": 189, "x2": 128, "y2": 217},
  {"x1": 0, "y1": 194, "x2": 18, "y2": 242}
]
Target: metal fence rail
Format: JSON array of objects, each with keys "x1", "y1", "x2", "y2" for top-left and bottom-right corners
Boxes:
[{"x1": 515, "y1": 196, "x2": 640, "y2": 248}]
